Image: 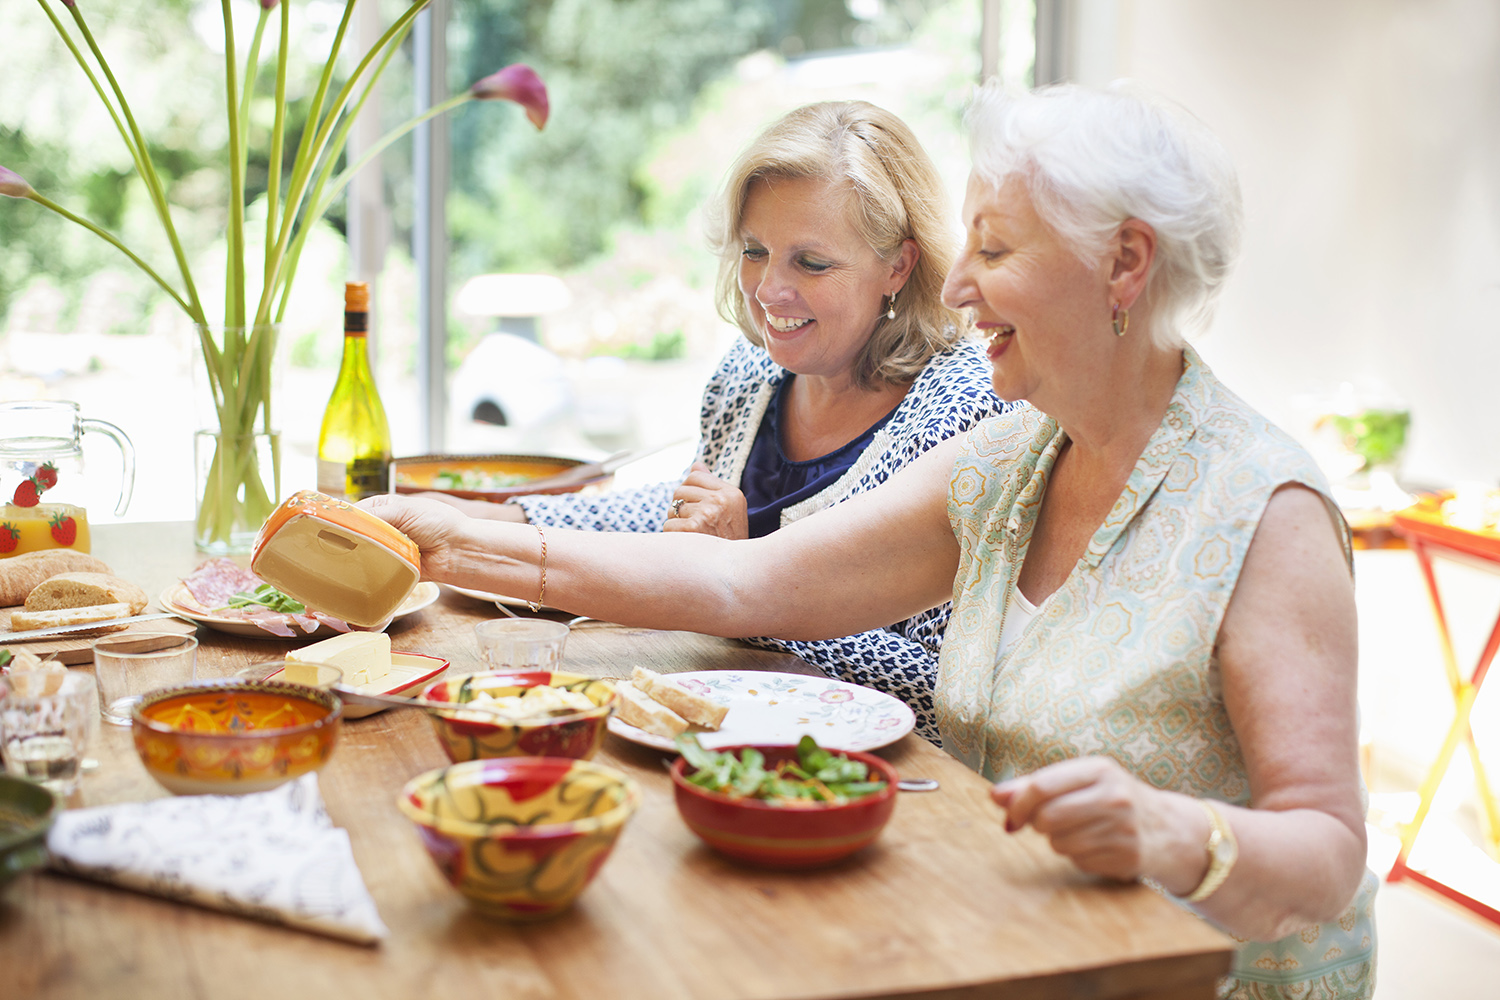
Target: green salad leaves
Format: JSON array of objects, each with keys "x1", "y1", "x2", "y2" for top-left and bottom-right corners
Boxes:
[
  {"x1": 676, "y1": 734, "x2": 887, "y2": 805},
  {"x1": 225, "y1": 583, "x2": 305, "y2": 614}
]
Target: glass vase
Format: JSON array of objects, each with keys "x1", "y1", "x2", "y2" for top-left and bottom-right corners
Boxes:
[{"x1": 193, "y1": 323, "x2": 284, "y2": 554}]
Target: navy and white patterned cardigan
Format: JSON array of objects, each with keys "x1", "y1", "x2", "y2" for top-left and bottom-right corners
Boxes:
[{"x1": 516, "y1": 336, "x2": 1011, "y2": 741}]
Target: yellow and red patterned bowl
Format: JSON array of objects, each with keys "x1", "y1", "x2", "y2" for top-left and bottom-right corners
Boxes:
[
  {"x1": 398, "y1": 756, "x2": 640, "y2": 920},
  {"x1": 419, "y1": 670, "x2": 616, "y2": 762},
  {"x1": 131, "y1": 680, "x2": 342, "y2": 795}
]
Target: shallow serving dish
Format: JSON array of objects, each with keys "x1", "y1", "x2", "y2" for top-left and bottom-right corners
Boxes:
[
  {"x1": 158, "y1": 580, "x2": 440, "y2": 640},
  {"x1": 0, "y1": 774, "x2": 59, "y2": 884},
  {"x1": 420, "y1": 670, "x2": 616, "y2": 762},
  {"x1": 670, "y1": 744, "x2": 899, "y2": 869},
  {"x1": 399, "y1": 756, "x2": 640, "y2": 920},
  {"x1": 257, "y1": 651, "x2": 448, "y2": 719},
  {"x1": 131, "y1": 680, "x2": 342, "y2": 795},
  {"x1": 392, "y1": 453, "x2": 609, "y2": 503}
]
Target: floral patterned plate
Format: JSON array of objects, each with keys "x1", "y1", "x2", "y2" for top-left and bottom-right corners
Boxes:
[{"x1": 606, "y1": 670, "x2": 916, "y2": 753}]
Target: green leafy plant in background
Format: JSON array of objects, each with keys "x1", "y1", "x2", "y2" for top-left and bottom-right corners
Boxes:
[
  {"x1": 1326, "y1": 409, "x2": 1411, "y2": 471},
  {"x1": 1, "y1": 0, "x2": 547, "y2": 549}
]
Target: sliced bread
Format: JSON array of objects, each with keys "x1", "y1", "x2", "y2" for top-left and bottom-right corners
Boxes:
[
  {"x1": 9, "y1": 602, "x2": 134, "y2": 633},
  {"x1": 25, "y1": 572, "x2": 148, "y2": 615},
  {"x1": 0, "y1": 550, "x2": 112, "y2": 607},
  {"x1": 631, "y1": 665, "x2": 729, "y2": 730},
  {"x1": 614, "y1": 680, "x2": 689, "y2": 739}
]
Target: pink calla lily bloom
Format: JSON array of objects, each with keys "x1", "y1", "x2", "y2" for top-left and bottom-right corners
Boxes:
[
  {"x1": 0, "y1": 166, "x2": 34, "y2": 199},
  {"x1": 471, "y1": 64, "x2": 549, "y2": 130},
  {"x1": 259, "y1": 0, "x2": 280, "y2": 9}
]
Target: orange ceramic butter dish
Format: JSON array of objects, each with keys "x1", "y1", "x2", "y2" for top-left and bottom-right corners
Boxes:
[{"x1": 251, "y1": 491, "x2": 420, "y2": 628}]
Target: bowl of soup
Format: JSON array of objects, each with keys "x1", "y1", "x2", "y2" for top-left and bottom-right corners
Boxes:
[{"x1": 131, "y1": 680, "x2": 342, "y2": 795}]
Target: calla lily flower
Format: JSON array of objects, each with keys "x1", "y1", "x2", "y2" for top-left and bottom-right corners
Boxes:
[
  {"x1": 0, "y1": 166, "x2": 34, "y2": 199},
  {"x1": 259, "y1": 0, "x2": 280, "y2": 9},
  {"x1": 472, "y1": 63, "x2": 549, "y2": 129}
]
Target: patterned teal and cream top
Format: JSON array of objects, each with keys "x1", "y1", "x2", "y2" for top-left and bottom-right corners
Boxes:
[{"x1": 937, "y1": 346, "x2": 1377, "y2": 1000}]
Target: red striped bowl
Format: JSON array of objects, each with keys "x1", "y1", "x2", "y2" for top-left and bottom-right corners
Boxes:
[{"x1": 669, "y1": 745, "x2": 898, "y2": 868}]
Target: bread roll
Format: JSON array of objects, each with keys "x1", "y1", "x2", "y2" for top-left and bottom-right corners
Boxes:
[
  {"x1": 0, "y1": 551, "x2": 111, "y2": 607},
  {"x1": 25, "y1": 572, "x2": 148, "y2": 615},
  {"x1": 8, "y1": 603, "x2": 133, "y2": 633},
  {"x1": 614, "y1": 680, "x2": 689, "y2": 739},
  {"x1": 631, "y1": 666, "x2": 729, "y2": 730}
]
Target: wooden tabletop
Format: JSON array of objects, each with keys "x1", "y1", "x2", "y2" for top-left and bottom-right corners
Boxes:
[{"x1": 3, "y1": 522, "x2": 1233, "y2": 1000}]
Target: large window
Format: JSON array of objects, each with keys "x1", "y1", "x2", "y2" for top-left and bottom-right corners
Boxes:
[{"x1": 0, "y1": 1, "x2": 1032, "y2": 523}]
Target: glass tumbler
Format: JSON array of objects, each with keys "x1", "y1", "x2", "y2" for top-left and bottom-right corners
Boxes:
[
  {"x1": 0, "y1": 671, "x2": 98, "y2": 796},
  {"x1": 474, "y1": 619, "x2": 570, "y2": 671},
  {"x1": 92, "y1": 632, "x2": 199, "y2": 726}
]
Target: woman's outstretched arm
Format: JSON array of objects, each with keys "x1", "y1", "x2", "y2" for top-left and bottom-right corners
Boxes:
[{"x1": 362, "y1": 435, "x2": 967, "y2": 643}]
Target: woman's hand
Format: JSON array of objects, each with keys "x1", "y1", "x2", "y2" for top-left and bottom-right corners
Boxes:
[
  {"x1": 991, "y1": 757, "x2": 1207, "y2": 892},
  {"x1": 662, "y1": 462, "x2": 749, "y2": 539},
  {"x1": 360, "y1": 494, "x2": 475, "y2": 580}
]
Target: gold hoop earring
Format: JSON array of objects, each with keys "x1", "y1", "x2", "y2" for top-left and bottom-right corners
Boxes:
[
  {"x1": 1112, "y1": 303, "x2": 1129, "y2": 338},
  {"x1": 886, "y1": 291, "x2": 897, "y2": 320}
]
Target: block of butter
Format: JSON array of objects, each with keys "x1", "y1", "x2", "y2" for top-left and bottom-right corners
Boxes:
[{"x1": 284, "y1": 631, "x2": 392, "y2": 689}]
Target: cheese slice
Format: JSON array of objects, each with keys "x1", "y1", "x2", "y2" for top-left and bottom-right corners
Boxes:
[{"x1": 285, "y1": 631, "x2": 392, "y2": 688}]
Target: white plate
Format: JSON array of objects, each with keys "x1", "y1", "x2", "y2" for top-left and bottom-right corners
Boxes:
[
  {"x1": 606, "y1": 670, "x2": 916, "y2": 753},
  {"x1": 159, "y1": 581, "x2": 441, "y2": 639},
  {"x1": 256, "y1": 651, "x2": 449, "y2": 719},
  {"x1": 444, "y1": 583, "x2": 561, "y2": 613}
]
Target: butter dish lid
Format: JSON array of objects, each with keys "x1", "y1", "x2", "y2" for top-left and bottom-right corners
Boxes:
[{"x1": 251, "y1": 491, "x2": 420, "y2": 628}]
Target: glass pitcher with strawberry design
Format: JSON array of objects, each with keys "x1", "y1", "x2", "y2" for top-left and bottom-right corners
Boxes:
[{"x1": 0, "y1": 401, "x2": 135, "y2": 557}]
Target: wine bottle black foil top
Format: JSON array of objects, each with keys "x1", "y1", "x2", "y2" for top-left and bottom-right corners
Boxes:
[{"x1": 344, "y1": 311, "x2": 369, "y2": 333}]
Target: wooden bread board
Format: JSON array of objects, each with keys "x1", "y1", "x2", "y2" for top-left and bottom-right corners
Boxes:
[{"x1": 0, "y1": 605, "x2": 198, "y2": 665}]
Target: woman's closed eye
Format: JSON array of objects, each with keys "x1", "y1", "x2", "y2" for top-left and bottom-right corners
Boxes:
[
  {"x1": 741, "y1": 246, "x2": 767, "y2": 262},
  {"x1": 797, "y1": 256, "x2": 833, "y2": 273}
]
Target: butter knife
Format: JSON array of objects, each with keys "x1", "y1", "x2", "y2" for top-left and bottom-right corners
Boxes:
[{"x1": 0, "y1": 612, "x2": 187, "y2": 642}]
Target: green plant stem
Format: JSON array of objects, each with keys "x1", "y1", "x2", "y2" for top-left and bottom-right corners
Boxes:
[
  {"x1": 26, "y1": 193, "x2": 191, "y2": 315},
  {"x1": 221, "y1": 0, "x2": 246, "y2": 328},
  {"x1": 275, "y1": 16, "x2": 430, "y2": 321},
  {"x1": 259, "y1": 0, "x2": 430, "y2": 325},
  {"x1": 265, "y1": 1, "x2": 290, "y2": 292},
  {"x1": 63, "y1": 2, "x2": 204, "y2": 325},
  {"x1": 239, "y1": 11, "x2": 271, "y2": 191}
]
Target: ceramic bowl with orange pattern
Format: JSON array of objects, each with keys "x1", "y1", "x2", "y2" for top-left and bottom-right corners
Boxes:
[
  {"x1": 131, "y1": 680, "x2": 342, "y2": 795},
  {"x1": 398, "y1": 756, "x2": 640, "y2": 920},
  {"x1": 419, "y1": 671, "x2": 617, "y2": 763}
]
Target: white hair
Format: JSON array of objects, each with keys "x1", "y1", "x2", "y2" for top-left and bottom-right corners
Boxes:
[{"x1": 967, "y1": 81, "x2": 1243, "y2": 347}]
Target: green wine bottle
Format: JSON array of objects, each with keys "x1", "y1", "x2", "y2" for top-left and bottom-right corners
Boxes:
[{"x1": 317, "y1": 281, "x2": 392, "y2": 500}]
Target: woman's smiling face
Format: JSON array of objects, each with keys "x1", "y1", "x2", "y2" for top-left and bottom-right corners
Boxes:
[
  {"x1": 737, "y1": 175, "x2": 903, "y2": 383},
  {"x1": 941, "y1": 172, "x2": 1108, "y2": 409}
]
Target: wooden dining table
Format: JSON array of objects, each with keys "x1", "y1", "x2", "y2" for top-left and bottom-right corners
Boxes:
[{"x1": 3, "y1": 521, "x2": 1233, "y2": 1000}]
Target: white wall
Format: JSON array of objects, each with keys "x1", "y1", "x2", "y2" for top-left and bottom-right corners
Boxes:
[{"x1": 1069, "y1": 0, "x2": 1500, "y2": 488}]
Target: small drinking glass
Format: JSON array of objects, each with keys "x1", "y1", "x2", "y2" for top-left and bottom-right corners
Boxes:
[
  {"x1": 92, "y1": 632, "x2": 199, "y2": 726},
  {"x1": 474, "y1": 618, "x2": 570, "y2": 671},
  {"x1": 0, "y1": 671, "x2": 98, "y2": 796}
]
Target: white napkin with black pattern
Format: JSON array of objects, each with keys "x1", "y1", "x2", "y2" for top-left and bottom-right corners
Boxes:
[{"x1": 45, "y1": 774, "x2": 387, "y2": 944}]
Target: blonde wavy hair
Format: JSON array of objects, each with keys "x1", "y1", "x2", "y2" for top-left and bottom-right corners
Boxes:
[{"x1": 707, "y1": 101, "x2": 964, "y2": 389}]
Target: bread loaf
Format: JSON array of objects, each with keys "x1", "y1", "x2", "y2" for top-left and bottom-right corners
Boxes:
[
  {"x1": 0, "y1": 551, "x2": 111, "y2": 607},
  {"x1": 8, "y1": 603, "x2": 133, "y2": 633},
  {"x1": 24, "y1": 572, "x2": 148, "y2": 616},
  {"x1": 613, "y1": 680, "x2": 689, "y2": 739}
]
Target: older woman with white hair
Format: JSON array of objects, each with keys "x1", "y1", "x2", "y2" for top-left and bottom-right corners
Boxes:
[{"x1": 367, "y1": 83, "x2": 1376, "y2": 999}]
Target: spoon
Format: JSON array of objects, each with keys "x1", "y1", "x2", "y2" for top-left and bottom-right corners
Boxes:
[{"x1": 331, "y1": 685, "x2": 596, "y2": 722}]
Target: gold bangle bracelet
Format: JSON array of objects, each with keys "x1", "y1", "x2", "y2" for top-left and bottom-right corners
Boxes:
[
  {"x1": 1185, "y1": 799, "x2": 1238, "y2": 903},
  {"x1": 528, "y1": 525, "x2": 547, "y2": 612}
]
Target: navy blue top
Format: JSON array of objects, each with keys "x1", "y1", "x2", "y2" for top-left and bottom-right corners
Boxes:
[{"x1": 741, "y1": 376, "x2": 897, "y2": 538}]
